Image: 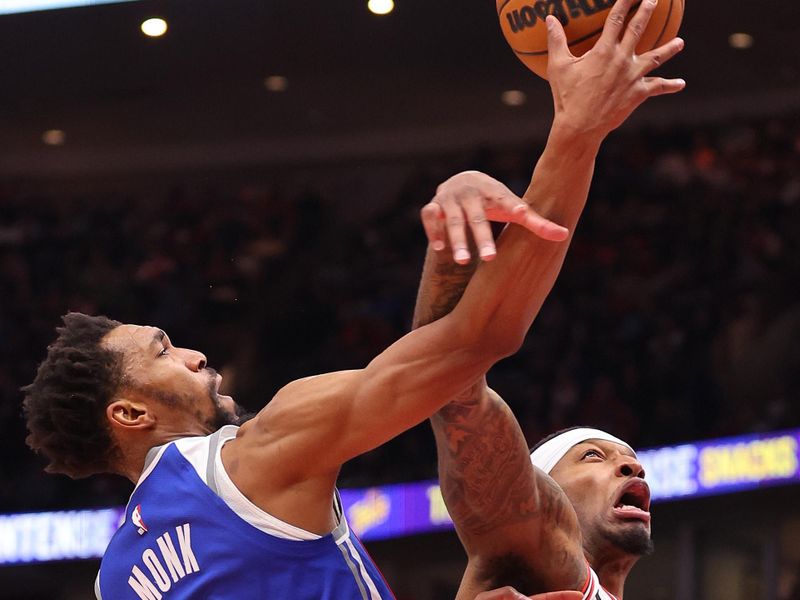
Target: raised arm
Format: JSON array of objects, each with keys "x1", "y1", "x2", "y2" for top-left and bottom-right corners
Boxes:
[{"x1": 417, "y1": 0, "x2": 685, "y2": 594}]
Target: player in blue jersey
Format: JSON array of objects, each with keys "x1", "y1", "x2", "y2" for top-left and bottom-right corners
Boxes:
[
  {"x1": 20, "y1": 148, "x2": 571, "y2": 597},
  {"x1": 413, "y1": 1, "x2": 683, "y2": 598}
]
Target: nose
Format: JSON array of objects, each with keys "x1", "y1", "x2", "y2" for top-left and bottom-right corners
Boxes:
[
  {"x1": 617, "y1": 456, "x2": 645, "y2": 479},
  {"x1": 184, "y1": 350, "x2": 207, "y2": 372}
]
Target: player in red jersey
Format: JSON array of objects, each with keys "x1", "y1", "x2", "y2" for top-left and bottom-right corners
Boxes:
[{"x1": 413, "y1": 0, "x2": 684, "y2": 597}]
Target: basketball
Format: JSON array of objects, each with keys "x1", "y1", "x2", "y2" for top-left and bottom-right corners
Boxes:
[{"x1": 497, "y1": 0, "x2": 684, "y2": 79}]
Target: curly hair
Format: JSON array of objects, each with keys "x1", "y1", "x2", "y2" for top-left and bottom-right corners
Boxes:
[{"x1": 22, "y1": 312, "x2": 124, "y2": 479}]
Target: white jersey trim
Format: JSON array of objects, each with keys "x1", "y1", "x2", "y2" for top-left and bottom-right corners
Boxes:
[
  {"x1": 583, "y1": 565, "x2": 618, "y2": 600},
  {"x1": 343, "y1": 536, "x2": 383, "y2": 600},
  {"x1": 170, "y1": 430, "x2": 322, "y2": 541},
  {"x1": 119, "y1": 443, "x2": 171, "y2": 526}
]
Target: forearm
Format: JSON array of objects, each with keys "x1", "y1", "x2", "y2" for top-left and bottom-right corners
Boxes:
[
  {"x1": 413, "y1": 244, "x2": 478, "y2": 329},
  {"x1": 451, "y1": 123, "x2": 599, "y2": 353},
  {"x1": 432, "y1": 387, "x2": 538, "y2": 540},
  {"x1": 433, "y1": 388, "x2": 584, "y2": 592}
]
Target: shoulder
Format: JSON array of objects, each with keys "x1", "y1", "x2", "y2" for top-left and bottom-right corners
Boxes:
[
  {"x1": 220, "y1": 371, "x2": 361, "y2": 481},
  {"x1": 247, "y1": 370, "x2": 362, "y2": 439}
]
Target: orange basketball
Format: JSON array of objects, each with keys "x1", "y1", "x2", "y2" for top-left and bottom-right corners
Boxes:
[{"x1": 497, "y1": 0, "x2": 684, "y2": 79}]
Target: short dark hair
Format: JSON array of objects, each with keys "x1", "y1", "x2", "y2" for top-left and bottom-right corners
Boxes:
[
  {"x1": 529, "y1": 425, "x2": 592, "y2": 454},
  {"x1": 22, "y1": 313, "x2": 124, "y2": 479}
]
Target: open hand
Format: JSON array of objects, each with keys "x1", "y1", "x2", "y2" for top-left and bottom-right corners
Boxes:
[
  {"x1": 475, "y1": 587, "x2": 583, "y2": 600},
  {"x1": 546, "y1": 0, "x2": 686, "y2": 142},
  {"x1": 420, "y1": 170, "x2": 569, "y2": 265}
]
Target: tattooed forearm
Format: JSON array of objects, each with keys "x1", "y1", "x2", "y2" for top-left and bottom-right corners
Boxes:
[
  {"x1": 412, "y1": 242, "x2": 479, "y2": 329},
  {"x1": 412, "y1": 222, "x2": 583, "y2": 589},
  {"x1": 431, "y1": 388, "x2": 571, "y2": 538}
]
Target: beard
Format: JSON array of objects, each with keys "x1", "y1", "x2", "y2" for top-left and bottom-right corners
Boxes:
[
  {"x1": 207, "y1": 396, "x2": 254, "y2": 430},
  {"x1": 205, "y1": 370, "x2": 255, "y2": 431},
  {"x1": 598, "y1": 520, "x2": 655, "y2": 557}
]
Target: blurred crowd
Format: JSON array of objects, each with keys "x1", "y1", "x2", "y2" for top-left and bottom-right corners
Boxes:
[{"x1": 1, "y1": 113, "x2": 799, "y2": 512}]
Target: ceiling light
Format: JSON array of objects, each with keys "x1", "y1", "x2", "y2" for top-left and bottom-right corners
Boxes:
[
  {"x1": 729, "y1": 33, "x2": 754, "y2": 49},
  {"x1": 264, "y1": 76, "x2": 289, "y2": 92},
  {"x1": 367, "y1": 0, "x2": 394, "y2": 15},
  {"x1": 42, "y1": 130, "x2": 66, "y2": 146},
  {"x1": 141, "y1": 17, "x2": 168, "y2": 38},
  {"x1": 501, "y1": 90, "x2": 527, "y2": 107}
]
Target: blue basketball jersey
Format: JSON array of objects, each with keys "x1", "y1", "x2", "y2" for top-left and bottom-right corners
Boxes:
[{"x1": 96, "y1": 427, "x2": 394, "y2": 599}]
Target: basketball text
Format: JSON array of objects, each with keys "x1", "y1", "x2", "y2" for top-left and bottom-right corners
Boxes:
[{"x1": 505, "y1": 0, "x2": 617, "y2": 33}]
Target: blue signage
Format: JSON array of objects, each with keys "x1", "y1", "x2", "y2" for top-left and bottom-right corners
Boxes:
[
  {"x1": 639, "y1": 428, "x2": 800, "y2": 501},
  {"x1": 3, "y1": 428, "x2": 799, "y2": 565}
]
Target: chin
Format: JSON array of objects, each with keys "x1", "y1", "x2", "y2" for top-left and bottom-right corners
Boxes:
[{"x1": 606, "y1": 523, "x2": 654, "y2": 557}]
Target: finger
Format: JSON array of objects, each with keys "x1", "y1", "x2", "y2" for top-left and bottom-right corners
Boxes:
[
  {"x1": 515, "y1": 206, "x2": 570, "y2": 242},
  {"x1": 545, "y1": 15, "x2": 572, "y2": 63},
  {"x1": 483, "y1": 187, "x2": 570, "y2": 243},
  {"x1": 460, "y1": 193, "x2": 497, "y2": 261},
  {"x1": 597, "y1": 0, "x2": 637, "y2": 48},
  {"x1": 476, "y1": 587, "x2": 527, "y2": 600},
  {"x1": 620, "y1": 0, "x2": 658, "y2": 54},
  {"x1": 528, "y1": 592, "x2": 584, "y2": 600},
  {"x1": 636, "y1": 36, "x2": 684, "y2": 77},
  {"x1": 420, "y1": 202, "x2": 446, "y2": 252},
  {"x1": 436, "y1": 192, "x2": 472, "y2": 264},
  {"x1": 642, "y1": 76, "x2": 686, "y2": 97}
]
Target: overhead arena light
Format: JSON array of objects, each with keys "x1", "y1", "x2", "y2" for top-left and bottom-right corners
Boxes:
[
  {"x1": 367, "y1": 0, "x2": 394, "y2": 16},
  {"x1": 42, "y1": 129, "x2": 66, "y2": 146},
  {"x1": 728, "y1": 32, "x2": 754, "y2": 49},
  {"x1": 501, "y1": 90, "x2": 527, "y2": 107},
  {"x1": 0, "y1": 1, "x2": 139, "y2": 15},
  {"x1": 141, "y1": 16, "x2": 167, "y2": 37}
]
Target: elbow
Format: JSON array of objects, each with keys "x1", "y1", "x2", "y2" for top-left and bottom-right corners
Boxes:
[
  {"x1": 489, "y1": 331, "x2": 525, "y2": 360},
  {"x1": 459, "y1": 318, "x2": 525, "y2": 362}
]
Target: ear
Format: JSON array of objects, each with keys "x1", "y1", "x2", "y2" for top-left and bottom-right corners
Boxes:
[{"x1": 106, "y1": 399, "x2": 156, "y2": 431}]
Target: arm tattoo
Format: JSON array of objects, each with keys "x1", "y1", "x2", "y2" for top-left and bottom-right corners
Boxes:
[
  {"x1": 412, "y1": 238, "x2": 581, "y2": 589},
  {"x1": 432, "y1": 392, "x2": 571, "y2": 538},
  {"x1": 412, "y1": 245, "x2": 478, "y2": 329}
]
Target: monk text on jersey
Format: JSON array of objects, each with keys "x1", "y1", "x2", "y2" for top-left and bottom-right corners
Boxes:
[{"x1": 127, "y1": 523, "x2": 199, "y2": 600}]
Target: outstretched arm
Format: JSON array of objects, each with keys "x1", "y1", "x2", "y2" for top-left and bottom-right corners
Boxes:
[{"x1": 417, "y1": 0, "x2": 685, "y2": 594}]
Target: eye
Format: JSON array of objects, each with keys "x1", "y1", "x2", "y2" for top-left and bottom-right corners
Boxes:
[
  {"x1": 582, "y1": 449, "x2": 603, "y2": 460},
  {"x1": 158, "y1": 347, "x2": 169, "y2": 357}
]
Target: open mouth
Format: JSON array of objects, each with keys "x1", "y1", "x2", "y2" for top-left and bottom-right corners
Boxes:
[{"x1": 612, "y1": 479, "x2": 651, "y2": 523}]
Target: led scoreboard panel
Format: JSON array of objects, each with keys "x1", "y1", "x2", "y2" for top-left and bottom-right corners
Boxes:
[
  {"x1": 2, "y1": 428, "x2": 799, "y2": 565},
  {"x1": 0, "y1": 0, "x2": 137, "y2": 15},
  {"x1": 638, "y1": 428, "x2": 800, "y2": 501}
]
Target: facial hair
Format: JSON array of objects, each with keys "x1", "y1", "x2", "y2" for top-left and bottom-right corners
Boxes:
[
  {"x1": 205, "y1": 370, "x2": 255, "y2": 431},
  {"x1": 598, "y1": 520, "x2": 655, "y2": 557}
]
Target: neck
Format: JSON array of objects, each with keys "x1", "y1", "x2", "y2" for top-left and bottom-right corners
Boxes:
[
  {"x1": 114, "y1": 432, "x2": 184, "y2": 483},
  {"x1": 115, "y1": 446, "x2": 149, "y2": 484},
  {"x1": 584, "y1": 547, "x2": 637, "y2": 599}
]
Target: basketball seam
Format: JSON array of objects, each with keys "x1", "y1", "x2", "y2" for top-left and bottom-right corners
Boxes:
[
  {"x1": 513, "y1": 27, "x2": 603, "y2": 56},
  {"x1": 650, "y1": 0, "x2": 675, "y2": 51},
  {"x1": 496, "y1": 0, "x2": 515, "y2": 15},
  {"x1": 506, "y1": 0, "x2": 643, "y2": 56}
]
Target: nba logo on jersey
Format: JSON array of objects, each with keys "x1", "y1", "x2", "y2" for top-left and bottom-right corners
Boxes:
[{"x1": 131, "y1": 504, "x2": 148, "y2": 536}]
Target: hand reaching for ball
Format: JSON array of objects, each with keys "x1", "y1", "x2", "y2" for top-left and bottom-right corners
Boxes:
[{"x1": 546, "y1": 0, "x2": 685, "y2": 142}]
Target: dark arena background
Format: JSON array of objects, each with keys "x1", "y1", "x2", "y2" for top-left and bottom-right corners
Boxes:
[{"x1": 2, "y1": 1, "x2": 800, "y2": 599}]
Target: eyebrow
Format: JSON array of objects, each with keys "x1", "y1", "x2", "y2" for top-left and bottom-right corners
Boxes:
[
  {"x1": 578, "y1": 440, "x2": 637, "y2": 459},
  {"x1": 150, "y1": 329, "x2": 166, "y2": 349}
]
